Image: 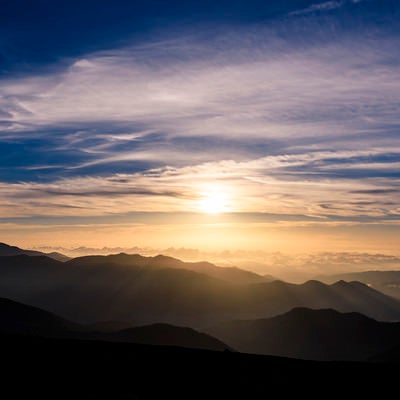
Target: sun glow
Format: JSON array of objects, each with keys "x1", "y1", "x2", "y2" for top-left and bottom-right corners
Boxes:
[{"x1": 199, "y1": 191, "x2": 229, "y2": 214}]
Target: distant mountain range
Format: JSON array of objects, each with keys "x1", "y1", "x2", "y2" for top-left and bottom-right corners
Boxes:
[
  {"x1": 3, "y1": 242, "x2": 400, "y2": 366},
  {"x1": 0, "y1": 296, "x2": 229, "y2": 352},
  {"x1": 207, "y1": 307, "x2": 400, "y2": 361},
  {"x1": 1, "y1": 249, "x2": 400, "y2": 325},
  {"x1": 318, "y1": 270, "x2": 400, "y2": 299},
  {"x1": 0, "y1": 242, "x2": 70, "y2": 261},
  {"x1": 67, "y1": 252, "x2": 271, "y2": 284}
]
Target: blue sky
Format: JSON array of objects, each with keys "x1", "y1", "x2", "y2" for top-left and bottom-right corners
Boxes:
[{"x1": 0, "y1": 0, "x2": 399, "y2": 252}]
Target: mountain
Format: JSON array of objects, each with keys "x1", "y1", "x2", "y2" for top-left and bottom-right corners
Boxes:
[
  {"x1": 0, "y1": 254, "x2": 232, "y2": 324},
  {"x1": 104, "y1": 323, "x2": 230, "y2": 351},
  {"x1": 86, "y1": 320, "x2": 133, "y2": 332},
  {"x1": 0, "y1": 296, "x2": 230, "y2": 352},
  {"x1": 67, "y1": 253, "x2": 268, "y2": 284},
  {"x1": 0, "y1": 296, "x2": 82, "y2": 335},
  {"x1": 1, "y1": 253, "x2": 400, "y2": 325},
  {"x1": 0, "y1": 242, "x2": 43, "y2": 257},
  {"x1": 369, "y1": 344, "x2": 400, "y2": 363},
  {"x1": 45, "y1": 252, "x2": 71, "y2": 262},
  {"x1": 0, "y1": 242, "x2": 70, "y2": 261},
  {"x1": 235, "y1": 279, "x2": 400, "y2": 322},
  {"x1": 318, "y1": 271, "x2": 400, "y2": 299},
  {"x1": 207, "y1": 307, "x2": 400, "y2": 361}
]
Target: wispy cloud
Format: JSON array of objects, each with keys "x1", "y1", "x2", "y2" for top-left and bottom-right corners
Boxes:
[
  {"x1": 290, "y1": 0, "x2": 365, "y2": 15},
  {"x1": 0, "y1": 9, "x2": 399, "y2": 250},
  {"x1": 1, "y1": 29, "x2": 399, "y2": 144},
  {"x1": 290, "y1": 1, "x2": 345, "y2": 15},
  {"x1": 0, "y1": 29, "x2": 399, "y2": 190},
  {"x1": 0, "y1": 149, "x2": 399, "y2": 220}
]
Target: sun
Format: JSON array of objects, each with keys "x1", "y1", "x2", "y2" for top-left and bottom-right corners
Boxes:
[{"x1": 199, "y1": 191, "x2": 229, "y2": 214}]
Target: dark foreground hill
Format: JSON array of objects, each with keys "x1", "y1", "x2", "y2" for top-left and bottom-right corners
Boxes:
[
  {"x1": 2, "y1": 333, "x2": 398, "y2": 399},
  {"x1": 369, "y1": 343, "x2": 400, "y2": 363},
  {"x1": 207, "y1": 307, "x2": 400, "y2": 361},
  {"x1": 107, "y1": 323, "x2": 230, "y2": 350},
  {"x1": 1, "y1": 254, "x2": 400, "y2": 325},
  {"x1": 0, "y1": 297, "x2": 81, "y2": 335},
  {"x1": 0, "y1": 297, "x2": 229, "y2": 351}
]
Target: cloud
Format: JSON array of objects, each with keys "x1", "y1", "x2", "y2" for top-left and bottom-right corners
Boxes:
[
  {"x1": 0, "y1": 148, "x2": 399, "y2": 221},
  {"x1": 0, "y1": 11, "x2": 399, "y2": 240},
  {"x1": 290, "y1": 0, "x2": 365, "y2": 15},
  {"x1": 2, "y1": 28, "x2": 400, "y2": 145},
  {"x1": 290, "y1": 1, "x2": 346, "y2": 15},
  {"x1": 0, "y1": 28, "x2": 399, "y2": 199}
]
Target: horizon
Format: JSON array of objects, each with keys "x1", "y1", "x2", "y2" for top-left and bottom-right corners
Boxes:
[
  {"x1": 2, "y1": 2, "x2": 400, "y2": 393},
  {"x1": 4, "y1": 240, "x2": 400, "y2": 282},
  {"x1": 1, "y1": 0, "x2": 399, "y2": 264}
]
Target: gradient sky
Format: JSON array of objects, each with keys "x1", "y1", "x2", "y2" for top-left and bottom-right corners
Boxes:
[{"x1": 0, "y1": 0, "x2": 399, "y2": 253}]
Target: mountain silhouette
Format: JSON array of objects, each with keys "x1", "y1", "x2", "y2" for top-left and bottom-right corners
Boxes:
[
  {"x1": 233, "y1": 279, "x2": 400, "y2": 322},
  {"x1": 86, "y1": 320, "x2": 133, "y2": 332},
  {"x1": 1, "y1": 252, "x2": 400, "y2": 325},
  {"x1": 67, "y1": 253, "x2": 268, "y2": 284},
  {"x1": 0, "y1": 242, "x2": 70, "y2": 261},
  {"x1": 369, "y1": 343, "x2": 400, "y2": 363},
  {"x1": 207, "y1": 307, "x2": 400, "y2": 361},
  {"x1": 318, "y1": 270, "x2": 400, "y2": 299},
  {"x1": 0, "y1": 296, "x2": 230, "y2": 351},
  {"x1": 103, "y1": 323, "x2": 231, "y2": 351},
  {"x1": 0, "y1": 296, "x2": 81, "y2": 335}
]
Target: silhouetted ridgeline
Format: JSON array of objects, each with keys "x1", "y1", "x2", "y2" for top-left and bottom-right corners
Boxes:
[
  {"x1": 319, "y1": 270, "x2": 400, "y2": 299},
  {"x1": 0, "y1": 242, "x2": 70, "y2": 261},
  {"x1": 6, "y1": 296, "x2": 400, "y2": 362},
  {"x1": 0, "y1": 297, "x2": 81, "y2": 335},
  {"x1": 207, "y1": 307, "x2": 400, "y2": 361},
  {"x1": 0, "y1": 297, "x2": 230, "y2": 352},
  {"x1": 1, "y1": 250, "x2": 400, "y2": 325}
]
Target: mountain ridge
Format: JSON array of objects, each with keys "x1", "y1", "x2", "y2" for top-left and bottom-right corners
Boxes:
[
  {"x1": 1, "y1": 248, "x2": 400, "y2": 325},
  {"x1": 0, "y1": 242, "x2": 70, "y2": 262},
  {"x1": 67, "y1": 252, "x2": 269, "y2": 284},
  {"x1": 318, "y1": 270, "x2": 400, "y2": 299},
  {"x1": 0, "y1": 296, "x2": 230, "y2": 351},
  {"x1": 207, "y1": 307, "x2": 400, "y2": 361}
]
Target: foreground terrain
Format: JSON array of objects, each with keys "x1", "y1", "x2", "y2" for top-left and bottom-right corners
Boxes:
[{"x1": 2, "y1": 333, "x2": 398, "y2": 399}]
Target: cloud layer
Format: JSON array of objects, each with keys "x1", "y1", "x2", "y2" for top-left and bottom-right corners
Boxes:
[{"x1": 0, "y1": 1, "x2": 399, "y2": 251}]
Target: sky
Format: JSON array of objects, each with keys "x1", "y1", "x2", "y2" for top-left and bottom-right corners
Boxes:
[{"x1": 0, "y1": 0, "x2": 399, "y2": 257}]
